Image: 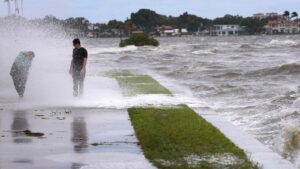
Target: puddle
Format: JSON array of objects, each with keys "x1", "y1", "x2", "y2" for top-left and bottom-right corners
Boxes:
[
  {"x1": 14, "y1": 130, "x2": 45, "y2": 137},
  {"x1": 0, "y1": 108, "x2": 155, "y2": 169}
]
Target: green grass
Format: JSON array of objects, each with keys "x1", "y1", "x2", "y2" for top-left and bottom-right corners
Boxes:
[
  {"x1": 129, "y1": 106, "x2": 259, "y2": 169},
  {"x1": 109, "y1": 71, "x2": 260, "y2": 169},
  {"x1": 119, "y1": 33, "x2": 159, "y2": 47},
  {"x1": 109, "y1": 72, "x2": 172, "y2": 96}
]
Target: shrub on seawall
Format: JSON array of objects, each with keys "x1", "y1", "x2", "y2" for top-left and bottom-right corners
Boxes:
[{"x1": 119, "y1": 33, "x2": 159, "y2": 47}]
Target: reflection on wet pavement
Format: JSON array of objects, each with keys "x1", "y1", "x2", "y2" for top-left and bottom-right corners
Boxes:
[
  {"x1": 72, "y1": 117, "x2": 88, "y2": 153},
  {"x1": 11, "y1": 111, "x2": 31, "y2": 144},
  {"x1": 0, "y1": 108, "x2": 155, "y2": 169},
  {"x1": 71, "y1": 163, "x2": 85, "y2": 169}
]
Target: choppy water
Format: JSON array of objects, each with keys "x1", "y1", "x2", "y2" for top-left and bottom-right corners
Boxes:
[{"x1": 86, "y1": 35, "x2": 300, "y2": 166}]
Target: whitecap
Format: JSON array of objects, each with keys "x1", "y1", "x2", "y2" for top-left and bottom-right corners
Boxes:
[{"x1": 89, "y1": 45, "x2": 138, "y2": 55}]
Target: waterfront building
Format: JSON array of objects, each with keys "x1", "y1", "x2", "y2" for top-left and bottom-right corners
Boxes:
[
  {"x1": 156, "y1": 25, "x2": 189, "y2": 36},
  {"x1": 265, "y1": 18, "x2": 300, "y2": 34},
  {"x1": 253, "y1": 12, "x2": 282, "y2": 20},
  {"x1": 210, "y1": 25, "x2": 242, "y2": 36}
]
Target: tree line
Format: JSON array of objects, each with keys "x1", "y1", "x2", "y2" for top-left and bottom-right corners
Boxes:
[{"x1": 1, "y1": 9, "x2": 298, "y2": 35}]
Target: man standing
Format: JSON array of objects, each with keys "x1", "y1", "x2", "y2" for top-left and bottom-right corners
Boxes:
[
  {"x1": 10, "y1": 51, "x2": 35, "y2": 98},
  {"x1": 70, "y1": 39, "x2": 88, "y2": 97}
]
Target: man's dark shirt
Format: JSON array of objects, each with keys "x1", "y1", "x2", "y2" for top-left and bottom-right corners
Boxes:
[{"x1": 72, "y1": 47, "x2": 88, "y2": 74}]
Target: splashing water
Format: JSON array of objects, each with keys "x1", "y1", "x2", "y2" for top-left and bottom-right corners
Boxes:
[
  {"x1": 82, "y1": 35, "x2": 300, "y2": 167},
  {"x1": 3, "y1": 18, "x2": 300, "y2": 168}
]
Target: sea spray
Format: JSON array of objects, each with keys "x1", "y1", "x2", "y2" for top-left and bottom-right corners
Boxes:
[
  {"x1": 0, "y1": 17, "x2": 73, "y2": 106},
  {"x1": 276, "y1": 125, "x2": 300, "y2": 162},
  {"x1": 89, "y1": 45, "x2": 138, "y2": 55}
]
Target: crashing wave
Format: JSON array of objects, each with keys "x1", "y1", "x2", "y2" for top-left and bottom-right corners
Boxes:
[
  {"x1": 89, "y1": 45, "x2": 138, "y2": 54},
  {"x1": 247, "y1": 63, "x2": 300, "y2": 76},
  {"x1": 267, "y1": 39, "x2": 298, "y2": 47},
  {"x1": 192, "y1": 49, "x2": 217, "y2": 55},
  {"x1": 212, "y1": 72, "x2": 241, "y2": 78},
  {"x1": 276, "y1": 125, "x2": 300, "y2": 162}
]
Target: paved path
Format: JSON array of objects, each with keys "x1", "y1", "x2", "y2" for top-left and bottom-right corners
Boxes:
[
  {"x1": 0, "y1": 76, "x2": 156, "y2": 169},
  {"x1": 0, "y1": 108, "x2": 156, "y2": 169}
]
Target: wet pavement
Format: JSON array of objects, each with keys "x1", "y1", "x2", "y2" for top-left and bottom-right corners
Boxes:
[{"x1": 0, "y1": 108, "x2": 156, "y2": 169}]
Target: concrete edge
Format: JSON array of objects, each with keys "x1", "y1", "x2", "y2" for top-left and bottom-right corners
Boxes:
[{"x1": 195, "y1": 111, "x2": 296, "y2": 169}]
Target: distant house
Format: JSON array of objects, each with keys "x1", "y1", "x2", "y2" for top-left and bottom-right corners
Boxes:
[
  {"x1": 99, "y1": 31, "x2": 113, "y2": 37},
  {"x1": 210, "y1": 25, "x2": 242, "y2": 36},
  {"x1": 253, "y1": 13, "x2": 266, "y2": 20},
  {"x1": 162, "y1": 29, "x2": 178, "y2": 36},
  {"x1": 157, "y1": 25, "x2": 174, "y2": 30},
  {"x1": 181, "y1": 28, "x2": 189, "y2": 35},
  {"x1": 253, "y1": 12, "x2": 281, "y2": 20},
  {"x1": 265, "y1": 18, "x2": 300, "y2": 34},
  {"x1": 132, "y1": 30, "x2": 144, "y2": 34},
  {"x1": 157, "y1": 25, "x2": 189, "y2": 36},
  {"x1": 266, "y1": 12, "x2": 282, "y2": 18},
  {"x1": 87, "y1": 32, "x2": 94, "y2": 38}
]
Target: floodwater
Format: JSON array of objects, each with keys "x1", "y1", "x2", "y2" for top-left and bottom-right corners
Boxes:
[
  {"x1": 0, "y1": 108, "x2": 156, "y2": 169},
  {"x1": 1, "y1": 20, "x2": 300, "y2": 168},
  {"x1": 0, "y1": 76, "x2": 156, "y2": 169},
  {"x1": 84, "y1": 36, "x2": 300, "y2": 167}
]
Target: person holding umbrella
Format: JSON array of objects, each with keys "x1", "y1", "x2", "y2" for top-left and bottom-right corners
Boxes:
[{"x1": 10, "y1": 51, "x2": 35, "y2": 98}]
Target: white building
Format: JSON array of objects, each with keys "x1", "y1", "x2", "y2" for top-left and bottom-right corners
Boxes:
[
  {"x1": 253, "y1": 12, "x2": 282, "y2": 20},
  {"x1": 210, "y1": 25, "x2": 242, "y2": 36},
  {"x1": 161, "y1": 28, "x2": 188, "y2": 36}
]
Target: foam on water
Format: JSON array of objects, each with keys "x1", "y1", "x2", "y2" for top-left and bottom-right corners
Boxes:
[
  {"x1": 46, "y1": 153, "x2": 156, "y2": 169},
  {"x1": 105, "y1": 35, "x2": 300, "y2": 168},
  {"x1": 267, "y1": 39, "x2": 299, "y2": 47},
  {"x1": 89, "y1": 45, "x2": 138, "y2": 55},
  {"x1": 192, "y1": 49, "x2": 217, "y2": 55},
  {"x1": 275, "y1": 124, "x2": 300, "y2": 163},
  {"x1": 0, "y1": 75, "x2": 188, "y2": 109}
]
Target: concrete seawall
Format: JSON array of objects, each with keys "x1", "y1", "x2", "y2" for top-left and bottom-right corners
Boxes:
[
  {"x1": 196, "y1": 110, "x2": 296, "y2": 169},
  {"x1": 153, "y1": 73, "x2": 297, "y2": 169}
]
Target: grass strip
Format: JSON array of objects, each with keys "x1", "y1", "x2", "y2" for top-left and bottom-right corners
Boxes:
[
  {"x1": 129, "y1": 106, "x2": 259, "y2": 169},
  {"x1": 108, "y1": 71, "x2": 172, "y2": 96},
  {"x1": 111, "y1": 71, "x2": 259, "y2": 169}
]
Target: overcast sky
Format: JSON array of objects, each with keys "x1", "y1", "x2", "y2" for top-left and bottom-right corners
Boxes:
[{"x1": 0, "y1": 0, "x2": 299, "y2": 23}]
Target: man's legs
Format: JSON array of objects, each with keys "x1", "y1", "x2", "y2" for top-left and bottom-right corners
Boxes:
[
  {"x1": 79, "y1": 75, "x2": 85, "y2": 96},
  {"x1": 73, "y1": 74, "x2": 85, "y2": 97},
  {"x1": 73, "y1": 75, "x2": 79, "y2": 97}
]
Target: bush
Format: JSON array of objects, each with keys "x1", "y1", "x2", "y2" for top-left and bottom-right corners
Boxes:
[{"x1": 119, "y1": 33, "x2": 159, "y2": 47}]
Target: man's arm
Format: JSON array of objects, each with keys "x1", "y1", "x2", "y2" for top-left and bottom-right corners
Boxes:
[
  {"x1": 80, "y1": 49, "x2": 88, "y2": 76},
  {"x1": 80, "y1": 58, "x2": 87, "y2": 76},
  {"x1": 69, "y1": 59, "x2": 73, "y2": 75}
]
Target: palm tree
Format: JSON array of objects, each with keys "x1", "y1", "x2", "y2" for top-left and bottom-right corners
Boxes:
[
  {"x1": 4, "y1": 0, "x2": 11, "y2": 16},
  {"x1": 283, "y1": 10, "x2": 290, "y2": 20},
  {"x1": 292, "y1": 12, "x2": 299, "y2": 30},
  {"x1": 14, "y1": 0, "x2": 19, "y2": 16},
  {"x1": 291, "y1": 12, "x2": 298, "y2": 20}
]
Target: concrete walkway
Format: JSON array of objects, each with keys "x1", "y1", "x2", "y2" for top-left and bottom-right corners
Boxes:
[
  {"x1": 0, "y1": 76, "x2": 156, "y2": 169},
  {"x1": 196, "y1": 110, "x2": 297, "y2": 169},
  {"x1": 0, "y1": 108, "x2": 156, "y2": 169}
]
